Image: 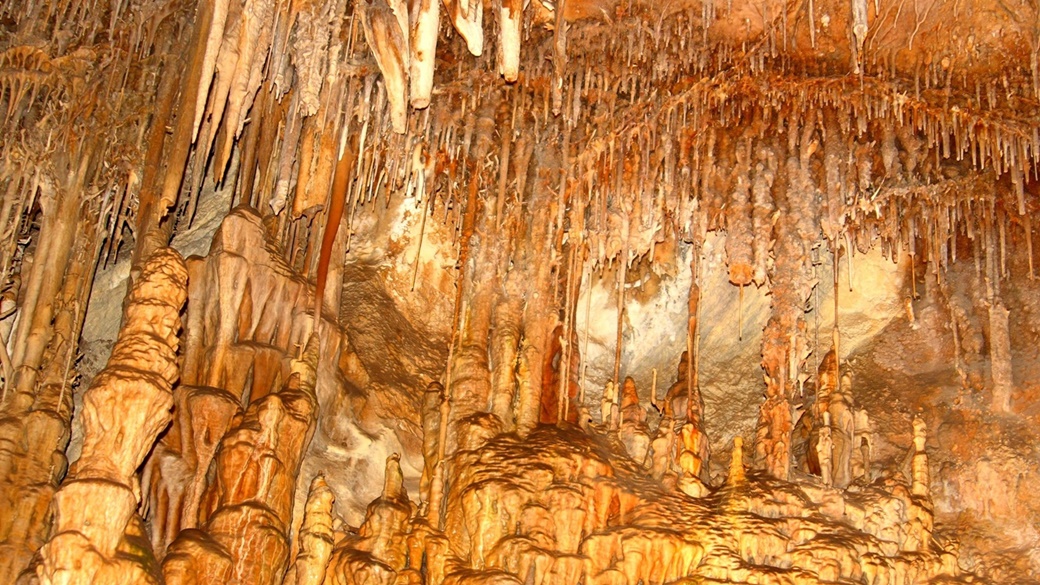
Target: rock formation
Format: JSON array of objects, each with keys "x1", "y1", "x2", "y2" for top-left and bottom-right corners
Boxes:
[
  {"x1": 2, "y1": 0, "x2": 1040, "y2": 581},
  {"x1": 37, "y1": 248, "x2": 189, "y2": 584}
]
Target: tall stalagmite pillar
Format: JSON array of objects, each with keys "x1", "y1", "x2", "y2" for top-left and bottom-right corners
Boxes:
[{"x1": 36, "y1": 248, "x2": 188, "y2": 584}]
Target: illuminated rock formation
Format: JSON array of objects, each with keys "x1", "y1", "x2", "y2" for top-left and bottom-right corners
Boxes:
[
  {"x1": 163, "y1": 336, "x2": 320, "y2": 585},
  {"x1": 282, "y1": 475, "x2": 336, "y2": 585},
  {"x1": 36, "y1": 248, "x2": 188, "y2": 584},
  {"x1": 2, "y1": 0, "x2": 1040, "y2": 581},
  {"x1": 323, "y1": 424, "x2": 960, "y2": 585}
]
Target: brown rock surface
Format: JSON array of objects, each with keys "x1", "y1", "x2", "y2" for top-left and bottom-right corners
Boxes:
[
  {"x1": 36, "y1": 248, "x2": 188, "y2": 584},
  {"x1": 4, "y1": 0, "x2": 1040, "y2": 581},
  {"x1": 163, "y1": 336, "x2": 320, "y2": 585}
]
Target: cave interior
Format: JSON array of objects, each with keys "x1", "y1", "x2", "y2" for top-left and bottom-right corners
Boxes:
[{"x1": 2, "y1": 0, "x2": 1040, "y2": 582}]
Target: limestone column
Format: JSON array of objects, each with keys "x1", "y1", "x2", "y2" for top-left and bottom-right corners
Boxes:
[{"x1": 37, "y1": 248, "x2": 188, "y2": 584}]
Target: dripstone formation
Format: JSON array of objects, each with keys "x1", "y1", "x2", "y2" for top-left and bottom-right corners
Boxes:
[{"x1": 2, "y1": 0, "x2": 1040, "y2": 582}]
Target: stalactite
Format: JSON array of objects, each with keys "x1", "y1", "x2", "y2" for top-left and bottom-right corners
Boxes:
[
  {"x1": 5, "y1": 0, "x2": 1040, "y2": 581},
  {"x1": 144, "y1": 384, "x2": 240, "y2": 556},
  {"x1": 851, "y1": 0, "x2": 867, "y2": 73},
  {"x1": 1027, "y1": 213, "x2": 1035, "y2": 280},
  {"x1": 831, "y1": 243, "x2": 842, "y2": 392},
  {"x1": 0, "y1": 212, "x2": 98, "y2": 581},
  {"x1": 313, "y1": 138, "x2": 355, "y2": 323},
  {"x1": 613, "y1": 214, "x2": 630, "y2": 387},
  {"x1": 497, "y1": 0, "x2": 524, "y2": 82},
  {"x1": 821, "y1": 110, "x2": 844, "y2": 244},
  {"x1": 556, "y1": 246, "x2": 579, "y2": 424},
  {"x1": 551, "y1": 0, "x2": 568, "y2": 116},
  {"x1": 444, "y1": 0, "x2": 483, "y2": 56},
  {"x1": 726, "y1": 137, "x2": 754, "y2": 287},
  {"x1": 360, "y1": 0, "x2": 410, "y2": 133},
  {"x1": 145, "y1": 0, "x2": 220, "y2": 261},
  {"x1": 292, "y1": 102, "x2": 339, "y2": 219},
  {"x1": 189, "y1": 0, "x2": 231, "y2": 143},
  {"x1": 132, "y1": 49, "x2": 185, "y2": 269},
  {"x1": 409, "y1": 0, "x2": 439, "y2": 108},
  {"x1": 9, "y1": 180, "x2": 81, "y2": 396},
  {"x1": 212, "y1": 0, "x2": 278, "y2": 178},
  {"x1": 751, "y1": 145, "x2": 776, "y2": 287},
  {"x1": 980, "y1": 199, "x2": 1015, "y2": 413}
]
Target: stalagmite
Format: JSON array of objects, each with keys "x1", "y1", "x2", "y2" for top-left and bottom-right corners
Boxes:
[
  {"x1": 420, "y1": 382, "x2": 445, "y2": 505},
  {"x1": 829, "y1": 373, "x2": 856, "y2": 488},
  {"x1": 37, "y1": 248, "x2": 188, "y2": 584},
  {"x1": 5, "y1": 0, "x2": 1040, "y2": 580},
  {"x1": 488, "y1": 309, "x2": 520, "y2": 416},
  {"x1": 601, "y1": 380, "x2": 618, "y2": 429},
  {"x1": 911, "y1": 416, "x2": 929, "y2": 498},
  {"x1": 326, "y1": 454, "x2": 414, "y2": 584},
  {"x1": 617, "y1": 377, "x2": 649, "y2": 462},
  {"x1": 662, "y1": 352, "x2": 710, "y2": 479},
  {"x1": 282, "y1": 475, "x2": 336, "y2": 585},
  {"x1": 988, "y1": 298, "x2": 1013, "y2": 412},
  {"x1": 816, "y1": 413, "x2": 833, "y2": 486},
  {"x1": 163, "y1": 337, "x2": 320, "y2": 585},
  {"x1": 647, "y1": 417, "x2": 676, "y2": 482},
  {"x1": 728, "y1": 437, "x2": 746, "y2": 485}
]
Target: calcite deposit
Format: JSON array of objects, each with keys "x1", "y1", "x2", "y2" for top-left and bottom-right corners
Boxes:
[
  {"x1": 37, "y1": 248, "x2": 188, "y2": 584},
  {"x1": 3, "y1": 0, "x2": 1040, "y2": 582}
]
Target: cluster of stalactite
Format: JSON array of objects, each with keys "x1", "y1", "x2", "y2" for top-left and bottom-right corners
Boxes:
[
  {"x1": 106, "y1": 0, "x2": 1040, "y2": 484},
  {"x1": 4, "y1": 0, "x2": 1037, "y2": 375},
  {"x1": 1, "y1": 0, "x2": 1040, "y2": 581}
]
